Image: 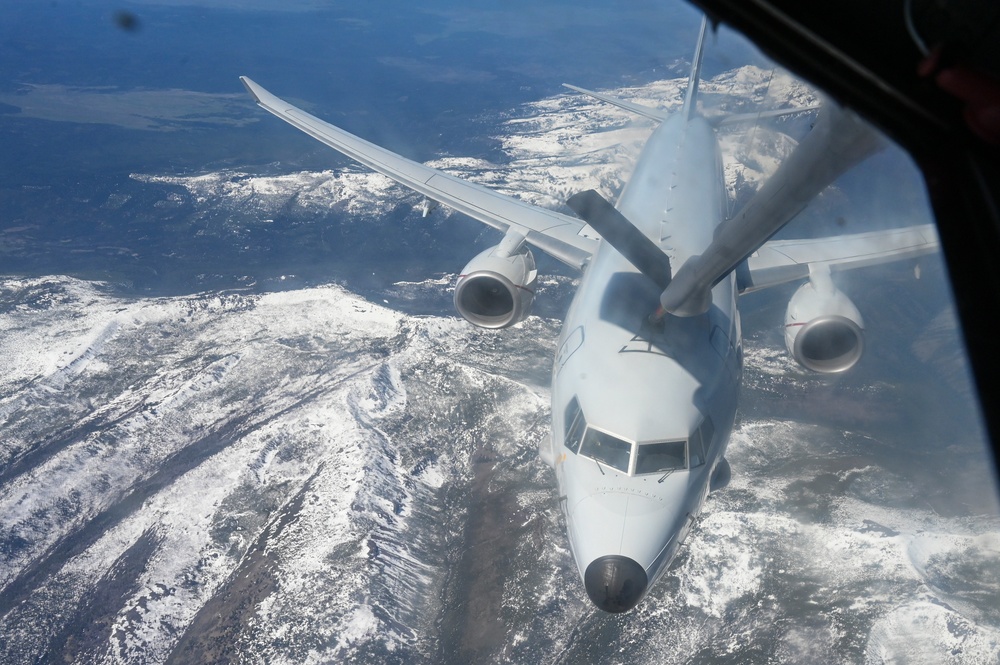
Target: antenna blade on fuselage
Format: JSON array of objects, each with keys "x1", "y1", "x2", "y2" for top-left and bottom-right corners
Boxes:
[{"x1": 567, "y1": 190, "x2": 672, "y2": 291}]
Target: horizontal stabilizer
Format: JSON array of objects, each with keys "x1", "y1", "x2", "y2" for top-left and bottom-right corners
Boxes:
[{"x1": 562, "y1": 84, "x2": 669, "y2": 123}]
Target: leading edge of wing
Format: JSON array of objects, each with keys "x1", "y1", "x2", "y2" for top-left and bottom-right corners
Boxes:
[
  {"x1": 741, "y1": 223, "x2": 940, "y2": 293},
  {"x1": 240, "y1": 77, "x2": 596, "y2": 269}
]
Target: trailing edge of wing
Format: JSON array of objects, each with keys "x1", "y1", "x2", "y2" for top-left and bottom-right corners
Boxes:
[
  {"x1": 241, "y1": 76, "x2": 596, "y2": 269},
  {"x1": 561, "y1": 84, "x2": 669, "y2": 122},
  {"x1": 711, "y1": 105, "x2": 821, "y2": 128},
  {"x1": 741, "y1": 224, "x2": 940, "y2": 293}
]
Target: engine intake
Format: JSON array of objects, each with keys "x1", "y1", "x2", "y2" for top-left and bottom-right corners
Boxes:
[
  {"x1": 454, "y1": 234, "x2": 537, "y2": 329},
  {"x1": 784, "y1": 269, "x2": 864, "y2": 373}
]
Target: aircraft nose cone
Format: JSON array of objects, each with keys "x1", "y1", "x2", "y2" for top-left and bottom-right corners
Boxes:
[{"x1": 584, "y1": 555, "x2": 648, "y2": 613}]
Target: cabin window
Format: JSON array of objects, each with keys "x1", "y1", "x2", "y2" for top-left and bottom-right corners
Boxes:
[
  {"x1": 564, "y1": 397, "x2": 585, "y2": 452},
  {"x1": 635, "y1": 440, "x2": 687, "y2": 474},
  {"x1": 579, "y1": 428, "x2": 632, "y2": 473}
]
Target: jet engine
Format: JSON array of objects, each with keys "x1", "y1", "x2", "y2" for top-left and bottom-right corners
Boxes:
[
  {"x1": 454, "y1": 231, "x2": 537, "y2": 329},
  {"x1": 784, "y1": 267, "x2": 864, "y2": 373}
]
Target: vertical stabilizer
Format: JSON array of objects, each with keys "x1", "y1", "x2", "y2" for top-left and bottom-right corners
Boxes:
[{"x1": 682, "y1": 17, "x2": 709, "y2": 120}]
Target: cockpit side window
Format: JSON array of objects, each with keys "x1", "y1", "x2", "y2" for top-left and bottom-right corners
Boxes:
[
  {"x1": 689, "y1": 429, "x2": 706, "y2": 468},
  {"x1": 579, "y1": 428, "x2": 632, "y2": 473},
  {"x1": 564, "y1": 396, "x2": 585, "y2": 452},
  {"x1": 688, "y1": 417, "x2": 713, "y2": 468},
  {"x1": 702, "y1": 417, "x2": 715, "y2": 448},
  {"x1": 635, "y1": 440, "x2": 687, "y2": 474}
]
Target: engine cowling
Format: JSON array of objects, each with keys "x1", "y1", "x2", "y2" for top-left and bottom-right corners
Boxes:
[
  {"x1": 454, "y1": 242, "x2": 537, "y2": 329},
  {"x1": 784, "y1": 270, "x2": 864, "y2": 373}
]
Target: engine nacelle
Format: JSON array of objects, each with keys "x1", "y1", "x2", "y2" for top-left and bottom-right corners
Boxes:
[
  {"x1": 454, "y1": 237, "x2": 537, "y2": 329},
  {"x1": 784, "y1": 269, "x2": 864, "y2": 373}
]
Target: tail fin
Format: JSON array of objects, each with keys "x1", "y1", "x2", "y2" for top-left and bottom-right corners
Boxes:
[
  {"x1": 565, "y1": 17, "x2": 709, "y2": 123},
  {"x1": 682, "y1": 17, "x2": 709, "y2": 121}
]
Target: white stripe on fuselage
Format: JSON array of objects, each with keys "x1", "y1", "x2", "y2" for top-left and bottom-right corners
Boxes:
[{"x1": 550, "y1": 112, "x2": 741, "y2": 588}]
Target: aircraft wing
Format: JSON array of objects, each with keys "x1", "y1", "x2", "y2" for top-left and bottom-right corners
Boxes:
[
  {"x1": 741, "y1": 223, "x2": 940, "y2": 293},
  {"x1": 240, "y1": 77, "x2": 597, "y2": 270},
  {"x1": 658, "y1": 103, "x2": 884, "y2": 316},
  {"x1": 711, "y1": 105, "x2": 821, "y2": 127}
]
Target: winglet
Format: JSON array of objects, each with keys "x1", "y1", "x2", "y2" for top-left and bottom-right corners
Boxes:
[
  {"x1": 241, "y1": 76, "x2": 285, "y2": 111},
  {"x1": 239, "y1": 76, "x2": 262, "y2": 103}
]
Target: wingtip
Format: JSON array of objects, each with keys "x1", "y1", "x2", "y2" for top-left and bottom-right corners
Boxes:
[{"x1": 239, "y1": 75, "x2": 262, "y2": 103}]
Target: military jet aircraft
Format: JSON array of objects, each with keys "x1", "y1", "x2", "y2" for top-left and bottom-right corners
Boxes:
[{"x1": 240, "y1": 17, "x2": 938, "y2": 613}]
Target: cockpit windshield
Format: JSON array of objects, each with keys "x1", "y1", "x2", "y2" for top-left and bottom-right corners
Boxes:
[
  {"x1": 634, "y1": 440, "x2": 687, "y2": 474},
  {"x1": 579, "y1": 427, "x2": 633, "y2": 473},
  {"x1": 567, "y1": 396, "x2": 713, "y2": 475}
]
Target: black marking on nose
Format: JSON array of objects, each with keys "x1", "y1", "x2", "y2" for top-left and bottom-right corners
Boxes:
[{"x1": 584, "y1": 555, "x2": 647, "y2": 613}]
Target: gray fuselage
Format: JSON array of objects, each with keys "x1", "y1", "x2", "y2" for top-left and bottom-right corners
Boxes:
[{"x1": 545, "y1": 112, "x2": 742, "y2": 611}]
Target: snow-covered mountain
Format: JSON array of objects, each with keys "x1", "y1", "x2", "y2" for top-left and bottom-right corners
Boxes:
[
  {"x1": 1, "y1": 272, "x2": 996, "y2": 663},
  {"x1": 2, "y1": 68, "x2": 998, "y2": 664},
  {"x1": 0, "y1": 275, "x2": 572, "y2": 663}
]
